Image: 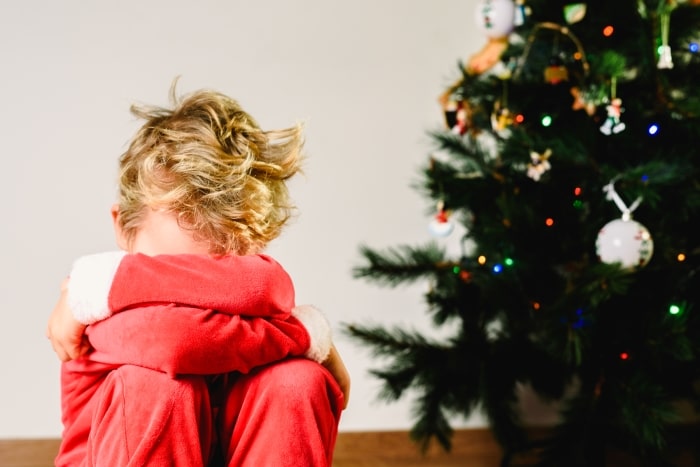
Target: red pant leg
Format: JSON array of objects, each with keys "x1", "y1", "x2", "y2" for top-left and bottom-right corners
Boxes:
[
  {"x1": 218, "y1": 358, "x2": 344, "y2": 467},
  {"x1": 86, "y1": 365, "x2": 213, "y2": 467}
]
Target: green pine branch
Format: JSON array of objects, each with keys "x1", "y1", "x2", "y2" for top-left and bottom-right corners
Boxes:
[{"x1": 353, "y1": 242, "x2": 447, "y2": 287}]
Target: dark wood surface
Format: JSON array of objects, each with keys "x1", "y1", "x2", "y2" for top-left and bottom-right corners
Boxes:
[{"x1": 1, "y1": 427, "x2": 697, "y2": 466}]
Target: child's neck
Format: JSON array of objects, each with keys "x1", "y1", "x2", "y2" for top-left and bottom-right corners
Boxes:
[{"x1": 128, "y1": 208, "x2": 212, "y2": 256}]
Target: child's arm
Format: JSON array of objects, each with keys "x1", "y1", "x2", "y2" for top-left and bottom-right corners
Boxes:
[
  {"x1": 46, "y1": 278, "x2": 90, "y2": 362},
  {"x1": 85, "y1": 304, "x2": 327, "y2": 376},
  {"x1": 67, "y1": 251, "x2": 296, "y2": 324},
  {"x1": 49, "y1": 251, "x2": 332, "y2": 372},
  {"x1": 47, "y1": 251, "x2": 297, "y2": 361}
]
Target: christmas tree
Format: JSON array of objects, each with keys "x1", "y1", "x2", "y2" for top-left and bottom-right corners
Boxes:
[{"x1": 346, "y1": 0, "x2": 700, "y2": 465}]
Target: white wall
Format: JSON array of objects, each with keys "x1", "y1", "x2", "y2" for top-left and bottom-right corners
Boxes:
[{"x1": 0, "y1": 0, "x2": 485, "y2": 438}]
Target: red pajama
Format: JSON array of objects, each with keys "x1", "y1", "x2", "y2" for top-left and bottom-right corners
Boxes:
[{"x1": 56, "y1": 254, "x2": 342, "y2": 466}]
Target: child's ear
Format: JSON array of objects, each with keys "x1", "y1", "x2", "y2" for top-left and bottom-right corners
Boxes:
[{"x1": 111, "y1": 204, "x2": 128, "y2": 251}]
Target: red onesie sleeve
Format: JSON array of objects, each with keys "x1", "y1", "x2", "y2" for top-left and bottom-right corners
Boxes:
[
  {"x1": 67, "y1": 252, "x2": 332, "y2": 376},
  {"x1": 110, "y1": 253, "x2": 295, "y2": 319},
  {"x1": 86, "y1": 307, "x2": 312, "y2": 376}
]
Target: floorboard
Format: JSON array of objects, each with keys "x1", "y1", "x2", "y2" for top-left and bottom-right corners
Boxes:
[{"x1": 1, "y1": 427, "x2": 697, "y2": 466}]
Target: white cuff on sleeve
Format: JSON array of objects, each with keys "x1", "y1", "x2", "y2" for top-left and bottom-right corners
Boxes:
[
  {"x1": 68, "y1": 251, "x2": 127, "y2": 325},
  {"x1": 291, "y1": 305, "x2": 332, "y2": 363}
]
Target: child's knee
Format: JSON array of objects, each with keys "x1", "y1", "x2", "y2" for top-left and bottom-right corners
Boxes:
[
  {"x1": 89, "y1": 366, "x2": 212, "y2": 465},
  {"x1": 98, "y1": 365, "x2": 210, "y2": 416},
  {"x1": 254, "y1": 358, "x2": 341, "y2": 409}
]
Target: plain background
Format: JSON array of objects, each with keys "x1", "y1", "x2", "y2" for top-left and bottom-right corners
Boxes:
[{"x1": 0, "y1": 0, "x2": 492, "y2": 438}]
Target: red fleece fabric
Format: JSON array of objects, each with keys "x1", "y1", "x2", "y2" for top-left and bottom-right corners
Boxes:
[
  {"x1": 56, "y1": 254, "x2": 338, "y2": 466},
  {"x1": 109, "y1": 253, "x2": 295, "y2": 318}
]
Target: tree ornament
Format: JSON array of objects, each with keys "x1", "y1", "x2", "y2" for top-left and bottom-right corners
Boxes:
[
  {"x1": 563, "y1": 3, "x2": 587, "y2": 24},
  {"x1": 428, "y1": 200, "x2": 455, "y2": 237},
  {"x1": 491, "y1": 78, "x2": 514, "y2": 135},
  {"x1": 527, "y1": 149, "x2": 552, "y2": 181},
  {"x1": 544, "y1": 29, "x2": 569, "y2": 84},
  {"x1": 544, "y1": 56, "x2": 569, "y2": 84},
  {"x1": 443, "y1": 98, "x2": 471, "y2": 135},
  {"x1": 467, "y1": 0, "x2": 517, "y2": 74},
  {"x1": 467, "y1": 38, "x2": 511, "y2": 75},
  {"x1": 491, "y1": 100, "x2": 514, "y2": 134},
  {"x1": 657, "y1": 2, "x2": 676, "y2": 69},
  {"x1": 514, "y1": 23, "x2": 589, "y2": 85},
  {"x1": 600, "y1": 98, "x2": 626, "y2": 134},
  {"x1": 596, "y1": 219, "x2": 654, "y2": 269},
  {"x1": 475, "y1": 0, "x2": 517, "y2": 39},
  {"x1": 595, "y1": 179, "x2": 654, "y2": 269},
  {"x1": 514, "y1": 0, "x2": 531, "y2": 26},
  {"x1": 600, "y1": 77, "x2": 626, "y2": 135},
  {"x1": 570, "y1": 86, "x2": 597, "y2": 116}
]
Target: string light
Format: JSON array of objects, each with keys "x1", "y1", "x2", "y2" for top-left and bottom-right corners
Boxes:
[
  {"x1": 504, "y1": 257, "x2": 514, "y2": 267},
  {"x1": 541, "y1": 114, "x2": 553, "y2": 127},
  {"x1": 477, "y1": 255, "x2": 487, "y2": 265},
  {"x1": 620, "y1": 352, "x2": 629, "y2": 360},
  {"x1": 603, "y1": 25, "x2": 614, "y2": 37},
  {"x1": 571, "y1": 308, "x2": 586, "y2": 329},
  {"x1": 647, "y1": 123, "x2": 659, "y2": 135},
  {"x1": 492, "y1": 263, "x2": 503, "y2": 274},
  {"x1": 545, "y1": 217, "x2": 554, "y2": 227},
  {"x1": 690, "y1": 42, "x2": 699, "y2": 53},
  {"x1": 573, "y1": 186, "x2": 583, "y2": 209},
  {"x1": 515, "y1": 114, "x2": 525, "y2": 124},
  {"x1": 677, "y1": 253, "x2": 686, "y2": 262},
  {"x1": 669, "y1": 304, "x2": 681, "y2": 315}
]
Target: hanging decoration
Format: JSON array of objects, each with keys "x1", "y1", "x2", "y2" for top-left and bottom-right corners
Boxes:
[
  {"x1": 563, "y1": 3, "x2": 588, "y2": 24},
  {"x1": 543, "y1": 30, "x2": 570, "y2": 84},
  {"x1": 491, "y1": 78, "x2": 515, "y2": 134},
  {"x1": 600, "y1": 76, "x2": 626, "y2": 135},
  {"x1": 475, "y1": 0, "x2": 517, "y2": 38},
  {"x1": 570, "y1": 86, "x2": 597, "y2": 116},
  {"x1": 443, "y1": 97, "x2": 471, "y2": 135},
  {"x1": 514, "y1": 0, "x2": 531, "y2": 25},
  {"x1": 595, "y1": 179, "x2": 654, "y2": 269},
  {"x1": 513, "y1": 22, "x2": 590, "y2": 84},
  {"x1": 657, "y1": 1, "x2": 676, "y2": 69},
  {"x1": 428, "y1": 200, "x2": 455, "y2": 237},
  {"x1": 468, "y1": 0, "x2": 517, "y2": 74},
  {"x1": 526, "y1": 149, "x2": 552, "y2": 181},
  {"x1": 544, "y1": 57, "x2": 569, "y2": 84}
]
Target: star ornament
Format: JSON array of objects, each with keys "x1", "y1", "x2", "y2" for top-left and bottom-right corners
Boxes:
[
  {"x1": 527, "y1": 149, "x2": 552, "y2": 181},
  {"x1": 570, "y1": 86, "x2": 596, "y2": 116}
]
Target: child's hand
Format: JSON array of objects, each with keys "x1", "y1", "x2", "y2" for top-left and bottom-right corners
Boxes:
[
  {"x1": 322, "y1": 344, "x2": 351, "y2": 410},
  {"x1": 46, "y1": 278, "x2": 91, "y2": 362}
]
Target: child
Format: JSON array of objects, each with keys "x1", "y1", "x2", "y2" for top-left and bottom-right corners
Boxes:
[{"x1": 46, "y1": 84, "x2": 349, "y2": 466}]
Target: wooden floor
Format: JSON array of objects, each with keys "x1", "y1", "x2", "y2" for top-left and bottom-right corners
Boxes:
[
  {"x1": 0, "y1": 430, "x2": 511, "y2": 467},
  {"x1": 333, "y1": 429, "x2": 510, "y2": 467},
  {"x1": 1, "y1": 428, "x2": 697, "y2": 466}
]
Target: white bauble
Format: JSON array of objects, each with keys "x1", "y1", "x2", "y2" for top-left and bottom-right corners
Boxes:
[
  {"x1": 596, "y1": 218, "x2": 654, "y2": 269},
  {"x1": 428, "y1": 218, "x2": 455, "y2": 237},
  {"x1": 475, "y1": 0, "x2": 516, "y2": 39}
]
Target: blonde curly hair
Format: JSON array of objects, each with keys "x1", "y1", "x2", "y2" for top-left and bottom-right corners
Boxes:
[{"x1": 117, "y1": 84, "x2": 304, "y2": 255}]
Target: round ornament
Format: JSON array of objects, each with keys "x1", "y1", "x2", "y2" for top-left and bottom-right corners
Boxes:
[
  {"x1": 596, "y1": 218, "x2": 653, "y2": 269},
  {"x1": 428, "y1": 201, "x2": 455, "y2": 237},
  {"x1": 429, "y1": 218, "x2": 455, "y2": 237},
  {"x1": 475, "y1": 0, "x2": 516, "y2": 39}
]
